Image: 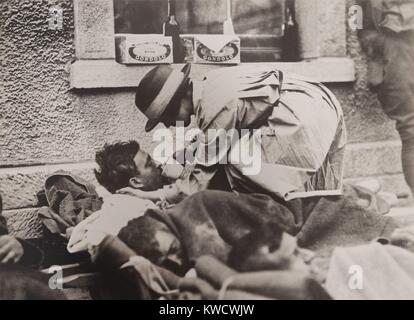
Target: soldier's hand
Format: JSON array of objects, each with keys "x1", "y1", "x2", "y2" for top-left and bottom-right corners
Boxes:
[
  {"x1": 117, "y1": 187, "x2": 150, "y2": 199},
  {"x1": 0, "y1": 235, "x2": 24, "y2": 264}
]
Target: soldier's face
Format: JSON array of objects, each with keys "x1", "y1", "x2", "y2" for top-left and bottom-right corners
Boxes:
[
  {"x1": 132, "y1": 149, "x2": 164, "y2": 191},
  {"x1": 155, "y1": 228, "x2": 185, "y2": 274}
]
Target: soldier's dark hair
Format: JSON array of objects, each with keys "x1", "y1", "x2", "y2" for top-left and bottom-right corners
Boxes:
[{"x1": 95, "y1": 141, "x2": 141, "y2": 193}]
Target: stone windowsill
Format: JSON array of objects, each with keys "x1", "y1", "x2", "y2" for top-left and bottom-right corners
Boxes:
[{"x1": 70, "y1": 57, "x2": 355, "y2": 89}]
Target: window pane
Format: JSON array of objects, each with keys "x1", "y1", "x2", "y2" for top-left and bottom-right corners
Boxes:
[
  {"x1": 114, "y1": 0, "x2": 286, "y2": 62},
  {"x1": 114, "y1": 0, "x2": 284, "y2": 36}
]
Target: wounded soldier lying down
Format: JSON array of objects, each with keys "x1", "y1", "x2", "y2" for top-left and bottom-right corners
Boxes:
[
  {"x1": 66, "y1": 141, "x2": 397, "y2": 299},
  {"x1": 94, "y1": 140, "x2": 399, "y2": 217},
  {"x1": 69, "y1": 190, "x2": 304, "y2": 275},
  {"x1": 69, "y1": 187, "x2": 396, "y2": 282},
  {"x1": 91, "y1": 224, "x2": 331, "y2": 300},
  {"x1": 94, "y1": 140, "x2": 396, "y2": 219}
]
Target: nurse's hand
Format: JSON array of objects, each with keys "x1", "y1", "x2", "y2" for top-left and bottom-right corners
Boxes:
[
  {"x1": 0, "y1": 235, "x2": 24, "y2": 264},
  {"x1": 117, "y1": 187, "x2": 167, "y2": 203}
]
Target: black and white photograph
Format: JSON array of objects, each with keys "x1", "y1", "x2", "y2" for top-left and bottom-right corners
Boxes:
[{"x1": 1, "y1": 0, "x2": 414, "y2": 305}]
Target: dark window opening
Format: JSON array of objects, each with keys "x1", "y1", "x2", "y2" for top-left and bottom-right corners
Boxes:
[{"x1": 114, "y1": 0, "x2": 287, "y2": 62}]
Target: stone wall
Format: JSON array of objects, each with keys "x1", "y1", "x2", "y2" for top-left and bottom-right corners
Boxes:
[{"x1": 0, "y1": 0, "x2": 409, "y2": 238}]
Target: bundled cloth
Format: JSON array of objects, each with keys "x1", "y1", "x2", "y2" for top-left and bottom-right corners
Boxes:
[
  {"x1": 68, "y1": 194, "x2": 157, "y2": 253},
  {"x1": 39, "y1": 171, "x2": 103, "y2": 235},
  {"x1": 296, "y1": 183, "x2": 398, "y2": 254}
]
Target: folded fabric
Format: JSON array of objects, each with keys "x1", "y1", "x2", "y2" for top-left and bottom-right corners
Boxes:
[
  {"x1": 40, "y1": 171, "x2": 103, "y2": 234},
  {"x1": 297, "y1": 183, "x2": 398, "y2": 255},
  {"x1": 67, "y1": 194, "x2": 157, "y2": 253},
  {"x1": 326, "y1": 243, "x2": 414, "y2": 300}
]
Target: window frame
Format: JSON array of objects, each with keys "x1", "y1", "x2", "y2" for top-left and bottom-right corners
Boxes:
[{"x1": 70, "y1": 0, "x2": 354, "y2": 89}]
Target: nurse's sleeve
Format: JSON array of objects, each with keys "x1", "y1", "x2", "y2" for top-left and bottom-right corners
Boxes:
[{"x1": 163, "y1": 107, "x2": 240, "y2": 203}]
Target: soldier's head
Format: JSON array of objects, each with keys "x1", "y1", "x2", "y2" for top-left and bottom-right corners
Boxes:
[
  {"x1": 95, "y1": 141, "x2": 166, "y2": 193},
  {"x1": 117, "y1": 214, "x2": 186, "y2": 275}
]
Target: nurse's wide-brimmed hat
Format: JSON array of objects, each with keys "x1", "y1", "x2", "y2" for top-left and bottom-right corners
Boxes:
[{"x1": 135, "y1": 63, "x2": 191, "y2": 132}]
